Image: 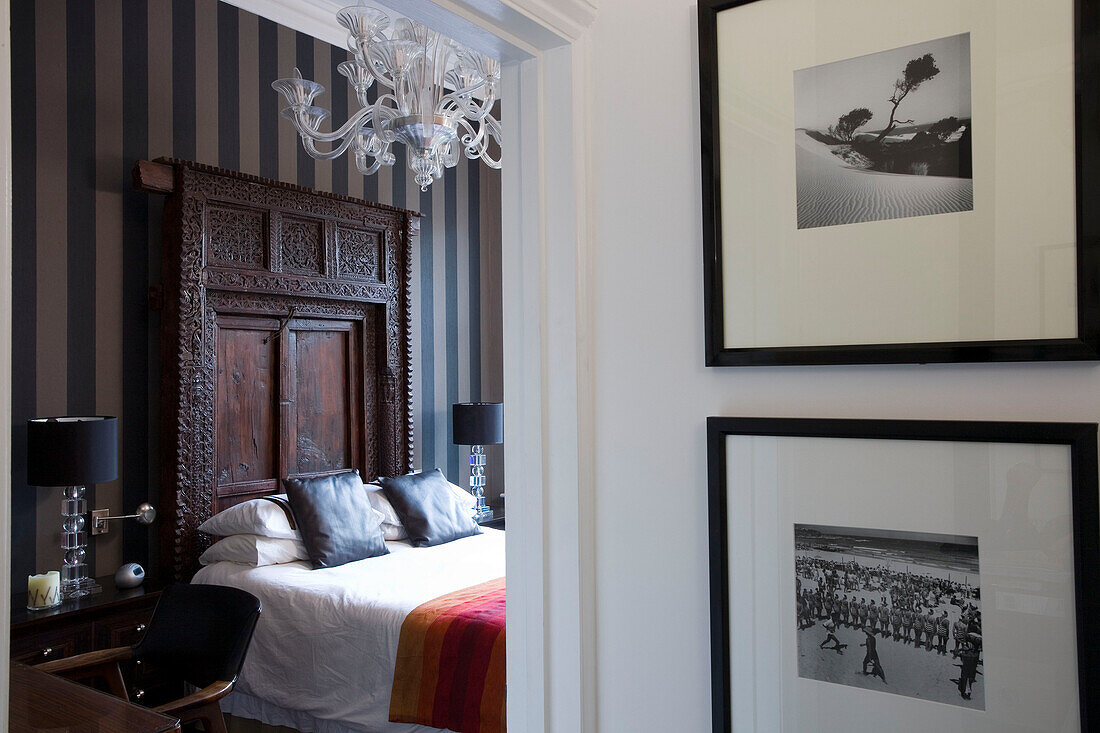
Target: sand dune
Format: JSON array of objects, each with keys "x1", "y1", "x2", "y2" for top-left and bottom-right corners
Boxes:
[{"x1": 795, "y1": 130, "x2": 973, "y2": 230}]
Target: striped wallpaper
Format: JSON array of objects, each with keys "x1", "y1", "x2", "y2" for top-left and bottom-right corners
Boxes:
[{"x1": 9, "y1": 0, "x2": 504, "y2": 591}]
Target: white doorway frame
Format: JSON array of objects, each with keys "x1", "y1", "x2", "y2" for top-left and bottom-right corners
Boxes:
[
  {"x1": 448, "y1": 5, "x2": 597, "y2": 731},
  {"x1": 0, "y1": 0, "x2": 596, "y2": 729},
  {"x1": 1, "y1": 0, "x2": 13, "y2": 724},
  {"x1": 349, "y1": 2, "x2": 599, "y2": 728},
  {"x1": 374, "y1": 4, "x2": 599, "y2": 730}
]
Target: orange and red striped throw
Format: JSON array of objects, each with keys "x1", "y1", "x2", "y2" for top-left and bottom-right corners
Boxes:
[{"x1": 389, "y1": 577, "x2": 506, "y2": 733}]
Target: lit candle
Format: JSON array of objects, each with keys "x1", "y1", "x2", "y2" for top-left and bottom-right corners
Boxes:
[{"x1": 27, "y1": 571, "x2": 60, "y2": 610}]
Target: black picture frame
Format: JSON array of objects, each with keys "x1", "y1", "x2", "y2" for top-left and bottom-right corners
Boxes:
[
  {"x1": 699, "y1": 0, "x2": 1100, "y2": 366},
  {"x1": 707, "y1": 417, "x2": 1100, "y2": 732}
]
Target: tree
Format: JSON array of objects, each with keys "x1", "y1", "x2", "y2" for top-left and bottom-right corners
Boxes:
[
  {"x1": 927, "y1": 116, "x2": 961, "y2": 142},
  {"x1": 873, "y1": 53, "x2": 940, "y2": 144},
  {"x1": 828, "y1": 107, "x2": 874, "y2": 143}
]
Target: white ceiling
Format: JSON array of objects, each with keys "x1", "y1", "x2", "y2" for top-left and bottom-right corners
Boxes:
[{"x1": 223, "y1": 0, "x2": 520, "y2": 61}]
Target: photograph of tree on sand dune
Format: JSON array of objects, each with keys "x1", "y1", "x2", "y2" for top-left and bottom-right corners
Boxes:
[{"x1": 794, "y1": 33, "x2": 973, "y2": 230}]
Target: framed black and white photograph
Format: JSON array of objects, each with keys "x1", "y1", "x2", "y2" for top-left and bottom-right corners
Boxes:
[
  {"x1": 707, "y1": 417, "x2": 1100, "y2": 732},
  {"x1": 698, "y1": 0, "x2": 1100, "y2": 366}
]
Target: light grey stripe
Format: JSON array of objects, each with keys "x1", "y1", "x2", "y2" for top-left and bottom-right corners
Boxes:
[
  {"x1": 312, "y1": 36, "x2": 333, "y2": 192},
  {"x1": 35, "y1": 0, "x2": 68, "y2": 572},
  {"x1": 148, "y1": 0, "x2": 173, "y2": 155},
  {"x1": 95, "y1": 0, "x2": 125, "y2": 576},
  {"x1": 346, "y1": 64, "x2": 364, "y2": 200}
]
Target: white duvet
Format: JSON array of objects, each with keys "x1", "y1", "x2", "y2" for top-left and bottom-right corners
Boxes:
[{"x1": 192, "y1": 528, "x2": 506, "y2": 733}]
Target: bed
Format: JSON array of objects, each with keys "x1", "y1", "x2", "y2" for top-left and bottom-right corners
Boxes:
[
  {"x1": 137, "y1": 160, "x2": 505, "y2": 733},
  {"x1": 195, "y1": 529, "x2": 505, "y2": 733}
]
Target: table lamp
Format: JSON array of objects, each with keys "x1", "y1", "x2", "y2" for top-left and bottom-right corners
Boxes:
[
  {"x1": 27, "y1": 416, "x2": 118, "y2": 598},
  {"x1": 452, "y1": 402, "x2": 503, "y2": 522}
]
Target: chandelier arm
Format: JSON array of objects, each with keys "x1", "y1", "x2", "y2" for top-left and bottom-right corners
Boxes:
[
  {"x1": 437, "y1": 78, "x2": 488, "y2": 105},
  {"x1": 291, "y1": 105, "x2": 373, "y2": 144},
  {"x1": 457, "y1": 117, "x2": 501, "y2": 168},
  {"x1": 457, "y1": 117, "x2": 485, "y2": 149},
  {"x1": 302, "y1": 133, "x2": 362, "y2": 161},
  {"x1": 370, "y1": 94, "x2": 399, "y2": 139},
  {"x1": 437, "y1": 89, "x2": 493, "y2": 121},
  {"x1": 365, "y1": 59, "x2": 397, "y2": 90},
  {"x1": 355, "y1": 154, "x2": 384, "y2": 176}
]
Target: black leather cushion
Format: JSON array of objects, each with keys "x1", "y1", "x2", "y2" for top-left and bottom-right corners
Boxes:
[
  {"x1": 378, "y1": 469, "x2": 482, "y2": 547},
  {"x1": 283, "y1": 470, "x2": 389, "y2": 568}
]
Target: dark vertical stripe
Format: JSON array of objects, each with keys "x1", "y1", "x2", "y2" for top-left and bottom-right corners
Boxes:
[
  {"x1": 66, "y1": 0, "x2": 96, "y2": 415},
  {"x1": 172, "y1": 0, "x2": 195, "y2": 159},
  {"x1": 67, "y1": 0, "x2": 97, "y2": 574},
  {"x1": 468, "y1": 161, "x2": 481, "y2": 401},
  {"x1": 329, "y1": 48, "x2": 348, "y2": 196},
  {"x1": 257, "y1": 17, "x2": 278, "y2": 180},
  {"x1": 121, "y1": 0, "x2": 150, "y2": 564},
  {"x1": 418, "y1": 181, "x2": 435, "y2": 471},
  {"x1": 445, "y1": 172, "x2": 459, "y2": 480},
  {"x1": 217, "y1": 2, "x2": 239, "y2": 169},
  {"x1": 294, "y1": 31, "x2": 315, "y2": 188},
  {"x1": 363, "y1": 83, "x2": 378, "y2": 202},
  {"x1": 11, "y1": 0, "x2": 38, "y2": 592}
]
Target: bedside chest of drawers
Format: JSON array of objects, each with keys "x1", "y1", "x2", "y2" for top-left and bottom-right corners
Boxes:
[{"x1": 10, "y1": 574, "x2": 172, "y2": 701}]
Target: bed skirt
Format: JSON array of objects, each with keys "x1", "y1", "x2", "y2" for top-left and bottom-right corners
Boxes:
[{"x1": 222, "y1": 690, "x2": 441, "y2": 733}]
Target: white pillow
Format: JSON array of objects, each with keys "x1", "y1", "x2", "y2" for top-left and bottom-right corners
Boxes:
[
  {"x1": 198, "y1": 495, "x2": 299, "y2": 540},
  {"x1": 365, "y1": 483, "x2": 408, "y2": 541},
  {"x1": 199, "y1": 534, "x2": 309, "y2": 566},
  {"x1": 365, "y1": 472, "x2": 478, "y2": 541},
  {"x1": 200, "y1": 492, "x2": 386, "y2": 539}
]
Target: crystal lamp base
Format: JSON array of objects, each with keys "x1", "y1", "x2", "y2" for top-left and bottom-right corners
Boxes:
[
  {"x1": 61, "y1": 575, "x2": 102, "y2": 599},
  {"x1": 469, "y1": 445, "x2": 495, "y2": 522},
  {"x1": 60, "y1": 485, "x2": 101, "y2": 599}
]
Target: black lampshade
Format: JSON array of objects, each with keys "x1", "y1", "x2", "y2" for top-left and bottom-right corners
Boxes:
[
  {"x1": 452, "y1": 402, "x2": 503, "y2": 446},
  {"x1": 27, "y1": 416, "x2": 118, "y2": 487}
]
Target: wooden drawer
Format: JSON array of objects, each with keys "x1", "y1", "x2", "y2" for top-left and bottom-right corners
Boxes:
[
  {"x1": 93, "y1": 608, "x2": 153, "y2": 649},
  {"x1": 10, "y1": 623, "x2": 93, "y2": 666}
]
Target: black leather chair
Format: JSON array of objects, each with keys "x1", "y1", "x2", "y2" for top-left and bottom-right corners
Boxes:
[{"x1": 39, "y1": 583, "x2": 262, "y2": 733}]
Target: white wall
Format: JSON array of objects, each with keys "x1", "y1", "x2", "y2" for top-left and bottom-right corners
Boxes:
[
  {"x1": 0, "y1": 0, "x2": 12, "y2": 718},
  {"x1": 585, "y1": 1, "x2": 1100, "y2": 731}
]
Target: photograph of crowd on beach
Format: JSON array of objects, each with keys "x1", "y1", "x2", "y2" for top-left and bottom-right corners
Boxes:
[
  {"x1": 794, "y1": 524, "x2": 984, "y2": 709},
  {"x1": 793, "y1": 33, "x2": 973, "y2": 229}
]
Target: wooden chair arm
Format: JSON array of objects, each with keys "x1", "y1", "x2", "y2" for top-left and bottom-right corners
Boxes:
[
  {"x1": 152, "y1": 679, "x2": 235, "y2": 717},
  {"x1": 37, "y1": 646, "x2": 133, "y2": 674}
]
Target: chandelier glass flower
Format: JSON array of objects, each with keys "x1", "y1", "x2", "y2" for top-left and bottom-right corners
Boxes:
[{"x1": 272, "y1": 3, "x2": 502, "y2": 191}]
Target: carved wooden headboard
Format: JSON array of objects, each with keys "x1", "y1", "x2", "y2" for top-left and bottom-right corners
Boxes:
[{"x1": 135, "y1": 159, "x2": 419, "y2": 580}]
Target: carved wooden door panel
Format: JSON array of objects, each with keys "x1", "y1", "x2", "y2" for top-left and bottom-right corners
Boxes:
[
  {"x1": 213, "y1": 315, "x2": 366, "y2": 513},
  {"x1": 214, "y1": 315, "x2": 280, "y2": 507},
  {"x1": 283, "y1": 319, "x2": 362, "y2": 480}
]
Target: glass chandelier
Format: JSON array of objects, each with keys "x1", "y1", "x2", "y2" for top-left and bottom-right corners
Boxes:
[{"x1": 272, "y1": 3, "x2": 502, "y2": 192}]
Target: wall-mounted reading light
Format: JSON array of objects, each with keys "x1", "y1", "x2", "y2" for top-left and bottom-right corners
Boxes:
[{"x1": 91, "y1": 503, "x2": 157, "y2": 536}]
